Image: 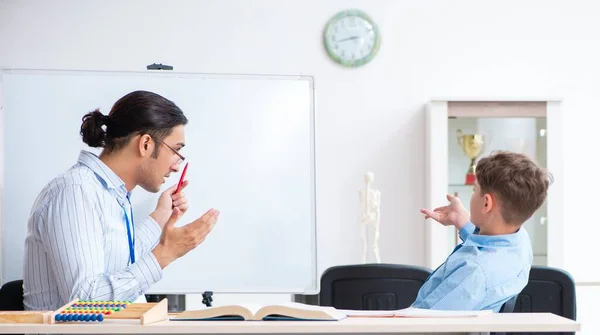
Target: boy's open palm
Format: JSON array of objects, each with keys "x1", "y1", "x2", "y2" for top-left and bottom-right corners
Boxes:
[{"x1": 420, "y1": 194, "x2": 469, "y2": 229}]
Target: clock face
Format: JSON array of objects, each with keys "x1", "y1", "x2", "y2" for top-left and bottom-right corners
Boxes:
[{"x1": 323, "y1": 10, "x2": 381, "y2": 67}]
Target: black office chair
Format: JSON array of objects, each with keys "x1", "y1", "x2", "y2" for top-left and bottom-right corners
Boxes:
[
  {"x1": 0, "y1": 279, "x2": 24, "y2": 310},
  {"x1": 319, "y1": 263, "x2": 432, "y2": 310},
  {"x1": 506, "y1": 266, "x2": 576, "y2": 335},
  {"x1": 491, "y1": 295, "x2": 518, "y2": 335},
  {"x1": 500, "y1": 295, "x2": 517, "y2": 313},
  {"x1": 0, "y1": 280, "x2": 25, "y2": 335}
]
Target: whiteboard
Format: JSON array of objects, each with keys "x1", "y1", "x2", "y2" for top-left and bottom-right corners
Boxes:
[{"x1": 0, "y1": 69, "x2": 317, "y2": 294}]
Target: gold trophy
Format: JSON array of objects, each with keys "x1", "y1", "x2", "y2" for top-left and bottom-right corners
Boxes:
[{"x1": 456, "y1": 129, "x2": 485, "y2": 185}]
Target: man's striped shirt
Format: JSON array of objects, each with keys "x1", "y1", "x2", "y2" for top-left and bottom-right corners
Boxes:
[{"x1": 23, "y1": 150, "x2": 163, "y2": 310}]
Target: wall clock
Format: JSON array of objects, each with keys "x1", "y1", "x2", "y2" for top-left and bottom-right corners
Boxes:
[{"x1": 323, "y1": 9, "x2": 381, "y2": 67}]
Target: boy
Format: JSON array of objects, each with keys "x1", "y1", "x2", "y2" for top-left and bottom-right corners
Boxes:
[{"x1": 412, "y1": 151, "x2": 551, "y2": 311}]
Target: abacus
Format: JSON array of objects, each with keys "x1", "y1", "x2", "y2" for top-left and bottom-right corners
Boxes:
[
  {"x1": 52, "y1": 300, "x2": 130, "y2": 323},
  {"x1": 50, "y1": 298, "x2": 168, "y2": 325}
]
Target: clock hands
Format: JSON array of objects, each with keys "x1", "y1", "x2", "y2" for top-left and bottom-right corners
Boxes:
[
  {"x1": 337, "y1": 35, "x2": 362, "y2": 43},
  {"x1": 336, "y1": 29, "x2": 373, "y2": 44}
]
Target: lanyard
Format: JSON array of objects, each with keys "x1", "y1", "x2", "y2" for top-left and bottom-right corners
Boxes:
[{"x1": 119, "y1": 195, "x2": 135, "y2": 265}]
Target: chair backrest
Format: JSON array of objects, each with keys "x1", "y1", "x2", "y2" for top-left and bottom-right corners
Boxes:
[
  {"x1": 508, "y1": 266, "x2": 576, "y2": 335},
  {"x1": 0, "y1": 279, "x2": 24, "y2": 310},
  {"x1": 319, "y1": 263, "x2": 432, "y2": 310},
  {"x1": 491, "y1": 296, "x2": 518, "y2": 335},
  {"x1": 500, "y1": 295, "x2": 517, "y2": 313}
]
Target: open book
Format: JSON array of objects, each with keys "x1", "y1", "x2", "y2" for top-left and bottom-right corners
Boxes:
[
  {"x1": 171, "y1": 302, "x2": 347, "y2": 321},
  {"x1": 341, "y1": 307, "x2": 493, "y2": 318}
]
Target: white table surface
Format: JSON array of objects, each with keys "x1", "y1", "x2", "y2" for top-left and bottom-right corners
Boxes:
[{"x1": 0, "y1": 313, "x2": 580, "y2": 334}]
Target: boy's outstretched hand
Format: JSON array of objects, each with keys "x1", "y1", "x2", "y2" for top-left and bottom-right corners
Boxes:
[{"x1": 420, "y1": 193, "x2": 470, "y2": 230}]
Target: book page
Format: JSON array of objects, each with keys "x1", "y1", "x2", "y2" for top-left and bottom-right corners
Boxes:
[
  {"x1": 341, "y1": 307, "x2": 492, "y2": 318},
  {"x1": 173, "y1": 304, "x2": 259, "y2": 320},
  {"x1": 255, "y1": 302, "x2": 346, "y2": 320},
  {"x1": 340, "y1": 309, "x2": 396, "y2": 317},
  {"x1": 272, "y1": 302, "x2": 339, "y2": 312},
  {"x1": 394, "y1": 307, "x2": 493, "y2": 318},
  {"x1": 234, "y1": 303, "x2": 263, "y2": 316}
]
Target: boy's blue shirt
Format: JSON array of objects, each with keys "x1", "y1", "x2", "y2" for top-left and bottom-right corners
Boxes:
[{"x1": 412, "y1": 222, "x2": 533, "y2": 312}]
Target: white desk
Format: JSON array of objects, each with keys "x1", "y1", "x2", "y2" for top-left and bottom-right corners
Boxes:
[{"x1": 0, "y1": 313, "x2": 580, "y2": 335}]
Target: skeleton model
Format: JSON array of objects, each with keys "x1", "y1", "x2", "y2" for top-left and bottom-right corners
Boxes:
[{"x1": 359, "y1": 171, "x2": 381, "y2": 263}]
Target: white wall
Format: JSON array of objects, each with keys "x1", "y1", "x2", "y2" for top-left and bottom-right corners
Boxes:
[{"x1": 1, "y1": 0, "x2": 599, "y2": 330}]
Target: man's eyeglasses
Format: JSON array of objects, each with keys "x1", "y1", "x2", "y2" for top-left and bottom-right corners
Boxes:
[{"x1": 155, "y1": 138, "x2": 185, "y2": 165}]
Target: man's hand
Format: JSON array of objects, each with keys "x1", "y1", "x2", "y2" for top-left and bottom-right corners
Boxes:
[
  {"x1": 152, "y1": 207, "x2": 220, "y2": 269},
  {"x1": 420, "y1": 193, "x2": 470, "y2": 230},
  {"x1": 150, "y1": 181, "x2": 189, "y2": 227}
]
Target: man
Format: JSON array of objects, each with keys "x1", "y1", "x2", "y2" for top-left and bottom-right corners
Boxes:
[
  {"x1": 413, "y1": 151, "x2": 550, "y2": 311},
  {"x1": 23, "y1": 90, "x2": 219, "y2": 310}
]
